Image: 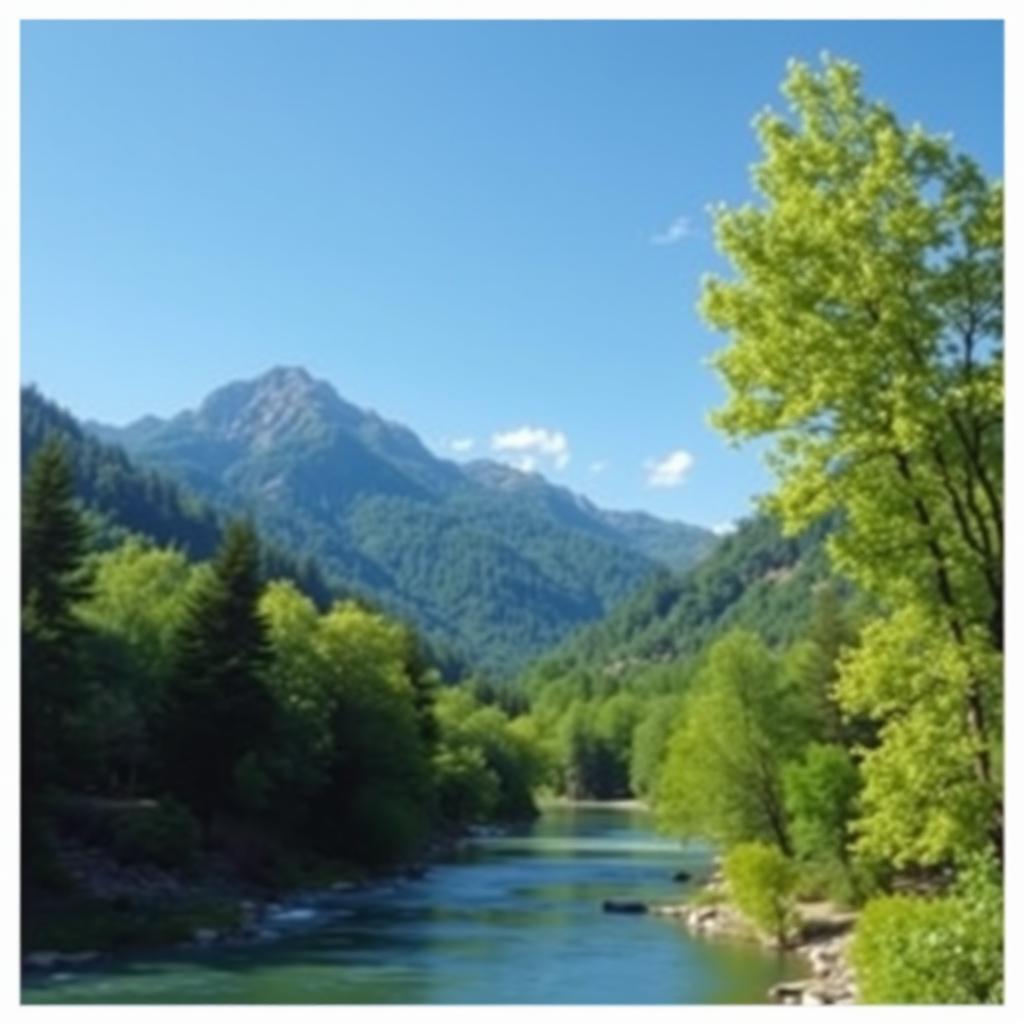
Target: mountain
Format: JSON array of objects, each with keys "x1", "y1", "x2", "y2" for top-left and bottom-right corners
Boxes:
[
  {"x1": 86, "y1": 366, "x2": 716, "y2": 676},
  {"x1": 527, "y1": 511, "x2": 842, "y2": 683},
  {"x1": 22, "y1": 386, "x2": 341, "y2": 613}
]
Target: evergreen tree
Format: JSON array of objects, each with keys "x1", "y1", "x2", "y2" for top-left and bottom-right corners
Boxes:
[
  {"x1": 160, "y1": 520, "x2": 275, "y2": 829},
  {"x1": 22, "y1": 438, "x2": 91, "y2": 794}
]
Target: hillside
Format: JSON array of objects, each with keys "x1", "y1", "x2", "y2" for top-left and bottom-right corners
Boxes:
[
  {"x1": 83, "y1": 367, "x2": 716, "y2": 676},
  {"x1": 527, "y1": 512, "x2": 841, "y2": 683}
]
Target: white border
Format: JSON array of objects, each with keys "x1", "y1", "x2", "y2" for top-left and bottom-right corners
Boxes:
[{"x1": 3, "y1": 5, "x2": 1018, "y2": 1023}]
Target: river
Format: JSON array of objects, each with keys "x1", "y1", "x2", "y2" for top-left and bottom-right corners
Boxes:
[{"x1": 23, "y1": 803, "x2": 805, "y2": 1004}]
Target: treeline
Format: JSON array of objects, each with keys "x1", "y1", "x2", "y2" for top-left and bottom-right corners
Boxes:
[{"x1": 22, "y1": 438, "x2": 544, "y2": 908}]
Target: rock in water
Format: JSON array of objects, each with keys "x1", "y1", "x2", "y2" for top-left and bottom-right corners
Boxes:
[{"x1": 602, "y1": 900, "x2": 648, "y2": 915}]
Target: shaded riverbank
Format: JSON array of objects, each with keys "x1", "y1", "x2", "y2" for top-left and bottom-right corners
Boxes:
[{"x1": 24, "y1": 803, "x2": 806, "y2": 1004}]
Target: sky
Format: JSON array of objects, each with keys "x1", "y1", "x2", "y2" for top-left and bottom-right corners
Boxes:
[{"x1": 21, "y1": 20, "x2": 1004, "y2": 531}]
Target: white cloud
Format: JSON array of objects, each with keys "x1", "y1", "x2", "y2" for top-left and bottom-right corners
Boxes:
[
  {"x1": 448, "y1": 437, "x2": 476, "y2": 454},
  {"x1": 645, "y1": 449, "x2": 695, "y2": 488},
  {"x1": 651, "y1": 214, "x2": 692, "y2": 246},
  {"x1": 588, "y1": 460, "x2": 609, "y2": 475},
  {"x1": 712, "y1": 520, "x2": 738, "y2": 536},
  {"x1": 492, "y1": 425, "x2": 571, "y2": 472}
]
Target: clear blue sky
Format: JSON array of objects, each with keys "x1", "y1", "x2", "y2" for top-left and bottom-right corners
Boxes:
[{"x1": 21, "y1": 20, "x2": 1003, "y2": 530}]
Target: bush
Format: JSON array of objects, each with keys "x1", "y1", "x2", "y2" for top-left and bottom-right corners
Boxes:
[
  {"x1": 851, "y1": 856, "x2": 1003, "y2": 1004},
  {"x1": 723, "y1": 841, "x2": 799, "y2": 945},
  {"x1": 110, "y1": 799, "x2": 202, "y2": 871}
]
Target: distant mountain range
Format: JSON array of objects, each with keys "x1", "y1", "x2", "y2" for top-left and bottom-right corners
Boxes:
[{"x1": 77, "y1": 367, "x2": 716, "y2": 676}]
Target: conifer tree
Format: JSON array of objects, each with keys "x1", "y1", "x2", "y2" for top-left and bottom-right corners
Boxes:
[
  {"x1": 160, "y1": 519, "x2": 275, "y2": 829},
  {"x1": 22, "y1": 437, "x2": 91, "y2": 793}
]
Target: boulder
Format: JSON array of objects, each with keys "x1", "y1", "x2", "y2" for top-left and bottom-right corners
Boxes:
[
  {"x1": 672, "y1": 870, "x2": 692, "y2": 883},
  {"x1": 602, "y1": 900, "x2": 648, "y2": 915},
  {"x1": 768, "y1": 980, "x2": 809, "y2": 1002}
]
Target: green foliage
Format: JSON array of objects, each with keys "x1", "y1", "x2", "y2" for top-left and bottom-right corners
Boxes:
[
  {"x1": 700, "y1": 54, "x2": 1003, "y2": 868},
  {"x1": 783, "y1": 743, "x2": 860, "y2": 867},
  {"x1": 22, "y1": 439, "x2": 93, "y2": 812},
  {"x1": 160, "y1": 521, "x2": 276, "y2": 824},
  {"x1": 258, "y1": 580, "x2": 436, "y2": 862},
  {"x1": 656, "y1": 631, "x2": 805, "y2": 852},
  {"x1": 629, "y1": 695, "x2": 681, "y2": 799},
  {"x1": 723, "y1": 841, "x2": 799, "y2": 945},
  {"x1": 109, "y1": 800, "x2": 202, "y2": 871},
  {"x1": 852, "y1": 855, "x2": 1003, "y2": 1004},
  {"x1": 530, "y1": 513, "x2": 837, "y2": 681},
  {"x1": 838, "y1": 606, "x2": 1001, "y2": 867},
  {"x1": 433, "y1": 746, "x2": 500, "y2": 825},
  {"x1": 434, "y1": 689, "x2": 542, "y2": 821}
]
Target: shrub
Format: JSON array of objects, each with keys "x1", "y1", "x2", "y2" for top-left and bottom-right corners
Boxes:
[
  {"x1": 110, "y1": 799, "x2": 202, "y2": 871},
  {"x1": 851, "y1": 856, "x2": 1003, "y2": 1004},
  {"x1": 723, "y1": 841, "x2": 799, "y2": 945}
]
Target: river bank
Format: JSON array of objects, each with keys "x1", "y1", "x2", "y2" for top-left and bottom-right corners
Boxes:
[
  {"x1": 641, "y1": 864, "x2": 859, "y2": 1006},
  {"x1": 22, "y1": 819, "x2": 506, "y2": 971},
  {"x1": 24, "y1": 803, "x2": 805, "y2": 1005}
]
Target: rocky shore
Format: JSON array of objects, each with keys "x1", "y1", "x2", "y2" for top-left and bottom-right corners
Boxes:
[
  {"x1": 608, "y1": 864, "x2": 859, "y2": 1006},
  {"x1": 23, "y1": 823, "x2": 502, "y2": 974}
]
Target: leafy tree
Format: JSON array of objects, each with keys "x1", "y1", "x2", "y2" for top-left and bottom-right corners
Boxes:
[
  {"x1": 160, "y1": 521, "x2": 276, "y2": 828},
  {"x1": 258, "y1": 581, "x2": 435, "y2": 863},
  {"x1": 700, "y1": 56, "x2": 1003, "y2": 864},
  {"x1": 783, "y1": 742, "x2": 861, "y2": 872},
  {"x1": 839, "y1": 605, "x2": 1000, "y2": 867},
  {"x1": 656, "y1": 631, "x2": 805, "y2": 852},
  {"x1": 75, "y1": 540, "x2": 200, "y2": 794},
  {"x1": 723, "y1": 841, "x2": 799, "y2": 946}
]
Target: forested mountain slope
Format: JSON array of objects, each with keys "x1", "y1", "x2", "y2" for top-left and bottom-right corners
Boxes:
[
  {"x1": 528, "y1": 512, "x2": 840, "y2": 682},
  {"x1": 85, "y1": 367, "x2": 716, "y2": 676},
  {"x1": 22, "y1": 386, "x2": 338, "y2": 611}
]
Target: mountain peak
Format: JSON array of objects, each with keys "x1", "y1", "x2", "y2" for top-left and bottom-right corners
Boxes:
[{"x1": 193, "y1": 366, "x2": 360, "y2": 449}]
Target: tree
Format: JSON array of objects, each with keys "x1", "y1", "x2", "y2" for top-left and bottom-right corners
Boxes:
[
  {"x1": 783, "y1": 742, "x2": 861, "y2": 869},
  {"x1": 700, "y1": 56, "x2": 1002, "y2": 864},
  {"x1": 22, "y1": 438, "x2": 92, "y2": 795},
  {"x1": 160, "y1": 520, "x2": 275, "y2": 828},
  {"x1": 76, "y1": 540, "x2": 198, "y2": 794},
  {"x1": 656, "y1": 631, "x2": 806, "y2": 853}
]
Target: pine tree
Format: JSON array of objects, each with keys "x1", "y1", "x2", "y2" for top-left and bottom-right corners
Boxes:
[
  {"x1": 160, "y1": 520, "x2": 275, "y2": 829},
  {"x1": 22, "y1": 438, "x2": 91, "y2": 793}
]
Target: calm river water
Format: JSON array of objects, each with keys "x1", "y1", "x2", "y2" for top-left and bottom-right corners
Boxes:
[{"x1": 23, "y1": 803, "x2": 804, "y2": 1004}]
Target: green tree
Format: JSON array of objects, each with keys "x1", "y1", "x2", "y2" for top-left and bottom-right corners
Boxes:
[
  {"x1": 657, "y1": 631, "x2": 806, "y2": 853},
  {"x1": 160, "y1": 521, "x2": 275, "y2": 829},
  {"x1": 699, "y1": 56, "x2": 1003, "y2": 864},
  {"x1": 76, "y1": 540, "x2": 200, "y2": 794},
  {"x1": 22, "y1": 438, "x2": 92, "y2": 796},
  {"x1": 783, "y1": 742, "x2": 861, "y2": 878}
]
